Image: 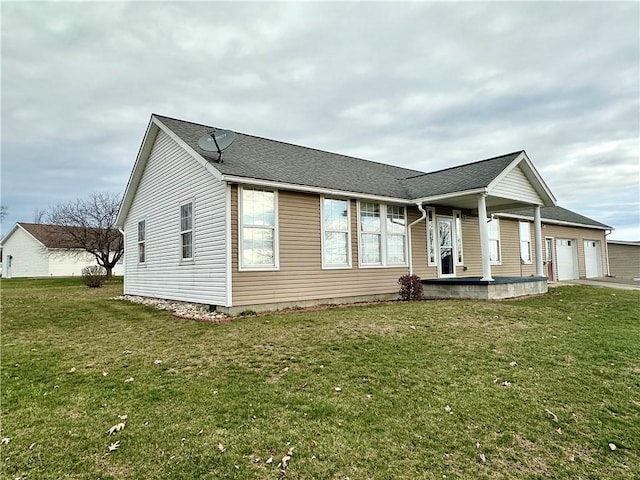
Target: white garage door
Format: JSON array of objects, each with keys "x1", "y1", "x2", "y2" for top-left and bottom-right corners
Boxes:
[
  {"x1": 556, "y1": 239, "x2": 578, "y2": 281},
  {"x1": 584, "y1": 240, "x2": 602, "y2": 278}
]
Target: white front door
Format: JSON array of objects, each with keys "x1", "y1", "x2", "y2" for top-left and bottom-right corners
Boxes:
[
  {"x1": 437, "y1": 217, "x2": 456, "y2": 278},
  {"x1": 556, "y1": 238, "x2": 578, "y2": 281},
  {"x1": 584, "y1": 240, "x2": 602, "y2": 278}
]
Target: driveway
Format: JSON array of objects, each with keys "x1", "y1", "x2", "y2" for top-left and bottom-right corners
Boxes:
[{"x1": 552, "y1": 277, "x2": 640, "y2": 291}]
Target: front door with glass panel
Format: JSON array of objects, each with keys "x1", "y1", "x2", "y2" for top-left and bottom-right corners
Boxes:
[{"x1": 437, "y1": 217, "x2": 456, "y2": 277}]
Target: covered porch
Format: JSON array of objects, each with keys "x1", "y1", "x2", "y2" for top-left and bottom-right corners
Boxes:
[{"x1": 406, "y1": 151, "x2": 557, "y2": 298}]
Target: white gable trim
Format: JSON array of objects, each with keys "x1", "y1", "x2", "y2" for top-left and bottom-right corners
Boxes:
[
  {"x1": 116, "y1": 115, "x2": 225, "y2": 227},
  {"x1": 1, "y1": 223, "x2": 46, "y2": 249},
  {"x1": 487, "y1": 152, "x2": 556, "y2": 207},
  {"x1": 152, "y1": 116, "x2": 224, "y2": 182}
]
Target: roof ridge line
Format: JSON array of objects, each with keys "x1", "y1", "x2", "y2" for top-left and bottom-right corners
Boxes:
[{"x1": 154, "y1": 114, "x2": 426, "y2": 176}]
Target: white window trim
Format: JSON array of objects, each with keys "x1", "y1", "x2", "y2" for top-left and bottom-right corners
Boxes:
[
  {"x1": 137, "y1": 219, "x2": 146, "y2": 265},
  {"x1": 179, "y1": 200, "x2": 194, "y2": 264},
  {"x1": 321, "y1": 197, "x2": 352, "y2": 269},
  {"x1": 519, "y1": 221, "x2": 532, "y2": 264},
  {"x1": 238, "y1": 186, "x2": 279, "y2": 271},
  {"x1": 488, "y1": 217, "x2": 501, "y2": 265},
  {"x1": 426, "y1": 207, "x2": 436, "y2": 266},
  {"x1": 453, "y1": 210, "x2": 464, "y2": 266},
  {"x1": 357, "y1": 201, "x2": 408, "y2": 268}
]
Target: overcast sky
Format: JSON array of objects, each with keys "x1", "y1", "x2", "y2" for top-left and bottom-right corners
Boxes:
[{"x1": 2, "y1": 1, "x2": 638, "y2": 240}]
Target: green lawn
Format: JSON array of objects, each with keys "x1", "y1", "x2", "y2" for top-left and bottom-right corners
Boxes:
[{"x1": 1, "y1": 278, "x2": 639, "y2": 479}]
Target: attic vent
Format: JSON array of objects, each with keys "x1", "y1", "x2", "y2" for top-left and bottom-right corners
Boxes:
[{"x1": 197, "y1": 129, "x2": 236, "y2": 163}]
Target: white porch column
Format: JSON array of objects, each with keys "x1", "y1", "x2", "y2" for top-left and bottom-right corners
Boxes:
[
  {"x1": 534, "y1": 205, "x2": 544, "y2": 277},
  {"x1": 477, "y1": 194, "x2": 493, "y2": 281}
]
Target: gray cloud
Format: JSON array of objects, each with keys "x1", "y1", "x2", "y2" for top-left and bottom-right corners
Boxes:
[{"x1": 1, "y1": 1, "x2": 638, "y2": 240}]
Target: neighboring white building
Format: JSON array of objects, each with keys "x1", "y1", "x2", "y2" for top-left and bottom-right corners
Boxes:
[{"x1": 0, "y1": 223, "x2": 123, "y2": 278}]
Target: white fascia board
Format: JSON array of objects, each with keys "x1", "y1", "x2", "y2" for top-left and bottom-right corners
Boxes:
[
  {"x1": 487, "y1": 151, "x2": 557, "y2": 207},
  {"x1": 410, "y1": 188, "x2": 487, "y2": 205},
  {"x1": 495, "y1": 212, "x2": 609, "y2": 230},
  {"x1": 1, "y1": 223, "x2": 46, "y2": 248},
  {"x1": 152, "y1": 115, "x2": 224, "y2": 182},
  {"x1": 221, "y1": 175, "x2": 413, "y2": 204},
  {"x1": 0, "y1": 223, "x2": 21, "y2": 246},
  {"x1": 116, "y1": 118, "x2": 159, "y2": 227}
]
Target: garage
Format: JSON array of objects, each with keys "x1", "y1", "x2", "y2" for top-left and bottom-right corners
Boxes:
[
  {"x1": 584, "y1": 240, "x2": 603, "y2": 278},
  {"x1": 556, "y1": 238, "x2": 578, "y2": 281}
]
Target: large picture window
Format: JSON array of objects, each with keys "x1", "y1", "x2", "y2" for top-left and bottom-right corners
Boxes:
[
  {"x1": 322, "y1": 198, "x2": 351, "y2": 268},
  {"x1": 180, "y1": 202, "x2": 193, "y2": 260},
  {"x1": 359, "y1": 202, "x2": 407, "y2": 267},
  {"x1": 519, "y1": 221, "x2": 532, "y2": 264},
  {"x1": 240, "y1": 187, "x2": 278, "y2": 269},
  {"x1": 488, "y1": 217, "x2": 501, "y2": 264}
]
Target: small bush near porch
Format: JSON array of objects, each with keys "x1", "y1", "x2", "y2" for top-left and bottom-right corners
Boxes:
[{"x1": 1, "y1": 278, "x2": 638, "y2": 479}]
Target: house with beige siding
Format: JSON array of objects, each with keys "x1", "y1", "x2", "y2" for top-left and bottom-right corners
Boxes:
[{"x1": 116, "y1": 114, "x2": 611, "y2": 314}]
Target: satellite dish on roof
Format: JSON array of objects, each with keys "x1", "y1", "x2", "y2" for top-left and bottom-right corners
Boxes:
[{"x1": 197, "y1": 129, "x2": 236, "y2": 162}]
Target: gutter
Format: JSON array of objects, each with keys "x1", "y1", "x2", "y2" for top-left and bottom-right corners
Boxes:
[{"x1": 407, "y1": 203, "x2": 428, "y2": 276}]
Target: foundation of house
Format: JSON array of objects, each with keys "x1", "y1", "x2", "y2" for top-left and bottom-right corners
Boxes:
[{"x1": 421, "y1": 276, "x2": 548, "y2": 300}]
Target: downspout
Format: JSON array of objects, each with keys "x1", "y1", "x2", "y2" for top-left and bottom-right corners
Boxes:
[
  {"x1": 407, "y1": 203, "x2": 428, "y2": 276},
  {"x1": 604, "y1": 229, "x2": 612, "y2": 277}
]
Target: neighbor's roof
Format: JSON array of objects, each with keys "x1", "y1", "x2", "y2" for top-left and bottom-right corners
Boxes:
[
  {"x1": 16, "y1": 223, "x2": 87, "y2": 248},
  {"x1": 2, "y1": 223, "x2": 122, "y2": 249},
  {"x1": 501, "y1": 206, "x2": 612, "y2": 230},
  {"x1": 154, "y1": 115, "x2": 535, "y2": 201}
]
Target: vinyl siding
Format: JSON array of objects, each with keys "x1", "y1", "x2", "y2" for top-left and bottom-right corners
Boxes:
[
  {"x1": 542, "y1": 224, "x2": 606, "y2": 279},
  {"x1": 1, "y1": 228, "x2": 48, "y2": 277},
  {"x1": 123, "y1": 129, "x2": 227, "y2": 305},
  {"x1": 490, "y1": 166, "x2": 543, "y2": 205},
  {"x1": 454, "y1": 216, "x2": 538, "y2": 277},
  {"x1": 608, "y1": 243, "x2": 640, "y2": 279},
  {"x1": 231, "y1": 187, "x2": 417, "y2": 307},
  {"x1": 48, "y1": 249, "x2": 124, "y2": 277}
]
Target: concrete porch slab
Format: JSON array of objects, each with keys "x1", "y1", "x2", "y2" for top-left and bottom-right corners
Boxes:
[{"x1": 421, "y1": 276, "x2": 548, "y2": 300}]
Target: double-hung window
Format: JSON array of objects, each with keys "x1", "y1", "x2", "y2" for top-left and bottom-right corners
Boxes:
[
  {"x1": 359, "y1": 202, "x2": 407, "y2": 266},
  {"x1": 180, "y1": 202, "x2": 193, "y2": 261},
  {"x1": 137, "y1": 220, "x2": 146, "y2": 263},
  {"x1": 240, "y1": 187, "x2": 278, "y2": 269},
  {"x1": 488, "y1": 217, "x2": 501, "y2": 264},
  {"x1": 322, "y1": 198, "x2": 351, "y2": 268},
  {"x1": 519, "y1": 221, "x2": 532, "y2": 264},
  {"x1": 386, "y1": 205, "x2": 407, "y2": 265}
]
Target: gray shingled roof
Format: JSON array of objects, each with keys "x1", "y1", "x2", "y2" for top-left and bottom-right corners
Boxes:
[
  {"x1": 401, "y1": 152, "x2": 522, "y2": 199},
  {"x1": 504, "y1": 206, "x2": 611, "y2": 229},
  {"x1": 156, "y1": 115, "x2": 423, "y2": 199},
  {"x1": 155, "y1": 115, "x2": 523, "y2": 200}
]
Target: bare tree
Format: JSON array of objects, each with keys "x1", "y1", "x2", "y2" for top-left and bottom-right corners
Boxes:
[
  {"x1": 0, "y1": 205, "x2": 7, "y2": 222},
  {"x1": 34, "y1": 209, "x2": 47, "y2": 224},
  {"x1": 46, "y1": 192, "x2": 123, "y2": 278}
]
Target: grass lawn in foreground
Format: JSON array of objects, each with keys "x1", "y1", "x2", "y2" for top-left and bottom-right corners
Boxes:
[{"x1": 1, "y1": 277, "x2": 639, "y2": 479}]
